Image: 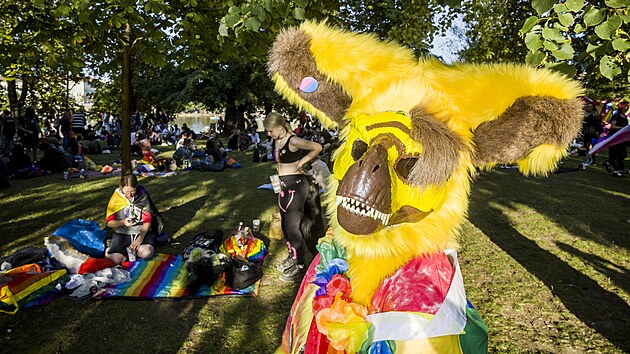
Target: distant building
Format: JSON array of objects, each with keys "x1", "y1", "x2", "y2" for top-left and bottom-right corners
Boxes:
[
  {"x1": 68, "y1": 79, "x2": 96, "y2": 111},
  {"x1": 0, "y1": 76, "x2": 97, "y2": 111}
]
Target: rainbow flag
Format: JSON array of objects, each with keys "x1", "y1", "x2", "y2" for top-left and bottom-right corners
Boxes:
[{"x1": 96, "y1": 254, "x2": 260, "y2": 299}]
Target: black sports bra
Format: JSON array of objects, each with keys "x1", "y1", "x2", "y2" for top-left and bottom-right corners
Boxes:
[{"x1": 274, "y1": 136, "x2": 306, "y2": 163}]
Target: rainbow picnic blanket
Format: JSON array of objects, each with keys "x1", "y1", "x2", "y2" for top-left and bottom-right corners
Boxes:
[{"x1": 95, "y1": 254, "x2": 260, "y2": 299}]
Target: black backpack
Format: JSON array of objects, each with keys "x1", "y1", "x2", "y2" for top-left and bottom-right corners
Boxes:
[
  {"x1": 252, "y1": 145, "x2": 261, "y2": 162},
  {"x1": 186, "y1": 253, "x2": 230, "y2": 295},
  {"x1": 226, "y1": 257, "x2": 263, "y2": 290}
]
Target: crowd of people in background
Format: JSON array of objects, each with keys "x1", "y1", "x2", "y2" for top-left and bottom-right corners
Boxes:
[
  {"x1": 574, "y1": 98, "x2": 629, "y2": 177},
  {"x1": 229, "y1": 112, "x2": 339, "y2": 167},
  {"x1": 2, "y1": 98, "x2": 625, "y2": 190}
]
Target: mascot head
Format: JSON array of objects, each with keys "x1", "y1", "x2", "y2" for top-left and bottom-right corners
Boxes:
[{"x1": 268, "y1": 21, "x2": 583, "y2": 301}]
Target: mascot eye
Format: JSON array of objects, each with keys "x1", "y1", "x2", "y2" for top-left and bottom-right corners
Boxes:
[
  {"x1": 298, "y1": 76, "x2": 319, "y2": 93},
  {"x1": 351, "y1": 139, "x2": 368, "y2": 161},
  {"x1": 395, "y1": 156, "x2": 419, "y2": 180}
]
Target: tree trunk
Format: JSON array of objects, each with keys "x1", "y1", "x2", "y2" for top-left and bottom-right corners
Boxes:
[
  {"x1": 18, "y1": 77, "x2": 28, "y2": 113},
  {"x1": 121, "y1": 21, "x2": 133, "y2": 176},
  {"x1": 224, "y1": 101, "x2": 239, "y2": 134},
  {"x1": 7, "y1": 81, "x2": 18, "y2": 118},
  {"x1": 237, "y1": 106, "x2": 245, "y2": 130},
  {"x1": 7, "y1": 77, "x2": 29, "y2": 118}
]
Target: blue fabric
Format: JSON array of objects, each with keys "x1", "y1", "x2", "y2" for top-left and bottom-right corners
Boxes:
[
  {"x1": 367, "y1": 340, "x2": 395, "y2": 354},
  {"x1": 53, "y1": 219, "x2": 107, "y2": 257}
]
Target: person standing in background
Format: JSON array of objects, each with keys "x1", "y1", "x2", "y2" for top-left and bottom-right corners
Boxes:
[
  {"x1": 608, "y1": 101, "x2": 628, "y2": 177},
  {"x1": 17, "y1": 106, "x2": 40, "y2": 162},
  {"x1": 0, "y1": 110, "x2": 16, "y2": 157},
  {"x1": 72, "y1": 107, "x2": 87, "y2": 138}
]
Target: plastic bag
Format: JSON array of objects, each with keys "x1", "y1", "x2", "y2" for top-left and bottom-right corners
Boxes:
[{"x1": 52, "y1": 219, "x2": 107, "y2": 258}]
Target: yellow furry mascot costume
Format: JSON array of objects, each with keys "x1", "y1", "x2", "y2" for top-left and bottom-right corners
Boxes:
[{"x1": 268, "y1": 21, "x2": 583, "y2": 354}]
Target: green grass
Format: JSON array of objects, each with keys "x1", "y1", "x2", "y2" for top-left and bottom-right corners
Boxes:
[{"x1": 0, "y1": 148, "x2": 629, "y2": 353}]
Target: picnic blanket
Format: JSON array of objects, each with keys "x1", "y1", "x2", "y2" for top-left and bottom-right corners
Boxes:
[
  {"x1": 82, "y1": 168, "x2": 122, "y2": 178},
  {"x1": 139, "y1": 171, "x2": 177, "y2": 178},
  {"x1": 95, "y1": 254, "x2": 260, "y2": 299}
]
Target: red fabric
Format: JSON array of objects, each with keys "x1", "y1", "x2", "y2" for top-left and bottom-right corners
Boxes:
[
  {"x1": 280, "y1": 254, "x2": 321, "y2": 354},
  {"x1": 370, "y1": 253, "x2": 454, "y2": 315},
  {"x1": 106, "y1": 214, "x2": 116, "y2": 223},
  {"x1": 326, "y1": 274, "x2": 352, "y2": 299},
  {"x1": 304, "y1": 315, "x2": 334, "y2": 354},
  {"x1": 78, "y1": 257, "x2": 116, "y2": 275}
]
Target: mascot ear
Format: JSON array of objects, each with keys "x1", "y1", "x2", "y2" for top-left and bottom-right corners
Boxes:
[
  {"x1": 472, "y1": 96, "x2": 584, "y2": 175},
  {"x1": 408, "y1": 105, "x2": 468, "y2": 187},
  {"x1": 268, "y1": 25, "x2": 352, "y2": 128},
  {"x1": 268, "y1": 21, "x2": 418, "y2": 128}
]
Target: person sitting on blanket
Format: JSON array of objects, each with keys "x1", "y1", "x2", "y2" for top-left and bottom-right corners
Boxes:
[
  {"x1": 172, "y1": 138, "x2": 193, "y2": 166},
  {"x1": 105, "y1": 174, "x2": 164, "y2": 265},
  {"x1": 139, "y1": 138, "x2": 167, "y2": 170}
]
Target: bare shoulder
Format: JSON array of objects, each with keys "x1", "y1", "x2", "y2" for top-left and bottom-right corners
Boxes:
[{"x1": 290, "y1": 135, "x2": 322, "y2": 152}]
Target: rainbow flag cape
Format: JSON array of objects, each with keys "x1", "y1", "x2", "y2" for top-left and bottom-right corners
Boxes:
[
  {"x1": 589, "y1": 125, "x2": 630, "y2": 155},
  {"x1": 106, "y1": 188, "x2": 130, "y2": 219},
  {"x1": 95, "y1": 254, "x2": 260, "y2": 299}
]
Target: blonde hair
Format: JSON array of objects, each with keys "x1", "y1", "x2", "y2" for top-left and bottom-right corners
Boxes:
[{"x1": 264, "y1": 112, "x2": 293, "y2": 135}]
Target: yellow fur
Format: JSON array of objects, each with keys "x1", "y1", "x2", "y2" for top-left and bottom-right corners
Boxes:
[
  {"x1": 517, "y1": 144, "x2": 568, "y2": 176},
  {"x1": 270, "y1": 22, "x2": 583, "y2": 345}
]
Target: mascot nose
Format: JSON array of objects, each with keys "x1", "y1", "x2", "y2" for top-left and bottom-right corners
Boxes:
[
  {"x1": 336, "y1": 142, "x2": 392, "y2": 235},
  {"x1": 357, "y1": 143, "x2": 388, "y2": 177}
]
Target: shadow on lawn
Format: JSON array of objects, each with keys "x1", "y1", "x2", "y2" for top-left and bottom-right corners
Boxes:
[
  {"x1": 475, "y1": 166, "x2": 630, "y2": 251},
  {"x1": 0, "y1": 153, "x2": 295, "y2": 352},
  {"x1": 469, "y1": 169, "x2": 630, "y2": 351}
]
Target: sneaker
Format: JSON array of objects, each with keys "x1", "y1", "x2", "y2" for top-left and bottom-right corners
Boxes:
[
  {"x1": 279, "y1": 262, "x2": 306, "y2": 283},
  {"x1": 612, "y1": 171, "x2": 623, "y2": 177},
  {"x1": 275, "y1": 255, "x2": 295, "y2": 272}
]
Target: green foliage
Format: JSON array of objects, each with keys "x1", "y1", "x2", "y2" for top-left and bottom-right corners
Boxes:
[
  {"x1": 521, "y1": 0, "x2": 630, "y2": 82},
  {"x1": 28, "y1": 74, "x2": 77, "y2": 113},
  {"x1": 338, "y1": 0, "x2": 457, "y2": 56},
  {"x1": 90, "y1": 78, "x2": 122, "y2": 115},
  {"x1": 459, "y1": 0, "x2": 533, "y2": 63}
]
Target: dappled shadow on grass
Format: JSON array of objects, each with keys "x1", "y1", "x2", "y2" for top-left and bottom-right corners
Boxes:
[
  {"x1": 179, "y1": 268, "x2": 300, "y2": 353},
  {"x1": 0, "y1": 176, "x2": 117, "y2": 254},
  {"x1": 473, "y1": 162, "x2": 630, "y2": 251},
  {"x1": 0, "y1": 149, "x2": 299, "y2": 352},
  {"x1": 469, "y1": 168, "x2": 630, "y2": 351},
  {"x1": 555, "y1": 241, "x2": 630, "y2": 296}
]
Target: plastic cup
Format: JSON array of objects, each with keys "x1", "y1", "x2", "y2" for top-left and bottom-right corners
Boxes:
[{"x1": 252, "y1": 220, "x2": 260, "y2": 233}]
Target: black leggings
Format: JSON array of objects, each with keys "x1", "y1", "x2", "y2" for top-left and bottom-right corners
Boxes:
[
  {"x1": 609, "y1": 143, "x2": 627, "y2": 171},
  {"x1": 278, "y1": 174, "x2": 309, "y2": 264}
]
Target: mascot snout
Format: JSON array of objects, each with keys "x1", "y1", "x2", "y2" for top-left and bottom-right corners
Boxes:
[{"x1": 336, "y1": 143, "x2": 392, "y2": 234}]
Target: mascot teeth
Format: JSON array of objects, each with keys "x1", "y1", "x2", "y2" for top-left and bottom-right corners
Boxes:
[{"x1": 337, "y1": 195, "x2": 391, "y2": 225}]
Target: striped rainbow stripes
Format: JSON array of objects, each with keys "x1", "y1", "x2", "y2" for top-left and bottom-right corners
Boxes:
[{"x1": 97, "y1": 254, "x2": 260, "y2": 298}]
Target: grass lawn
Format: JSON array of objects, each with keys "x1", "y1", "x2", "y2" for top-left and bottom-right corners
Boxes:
[{"x1": 0, "y1": 144, "x2": 629, "y2": 353}]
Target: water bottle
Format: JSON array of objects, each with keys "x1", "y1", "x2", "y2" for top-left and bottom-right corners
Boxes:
[
  {"x1": 126, "y1": 247, "x2": 136, "y2": 262},
  {"x1": 236, "y1": 222, "x2": 245, "y2": 247}
]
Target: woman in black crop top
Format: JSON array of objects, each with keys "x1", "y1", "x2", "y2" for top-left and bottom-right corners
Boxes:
[{"x1": 264, "y1": 112, "x2": 322, "y2": 282}]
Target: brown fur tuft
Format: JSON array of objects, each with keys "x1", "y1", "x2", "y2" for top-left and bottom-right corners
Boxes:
[
  {"x1": 267, "y1": 26, "x2": 351, "y2": 124},
  {"x1": 473, "y1": 96, "x2": 584, "y2": 165},
  {"x1": 408, "y1": 105, "x2": 467, "y2": 187}
]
